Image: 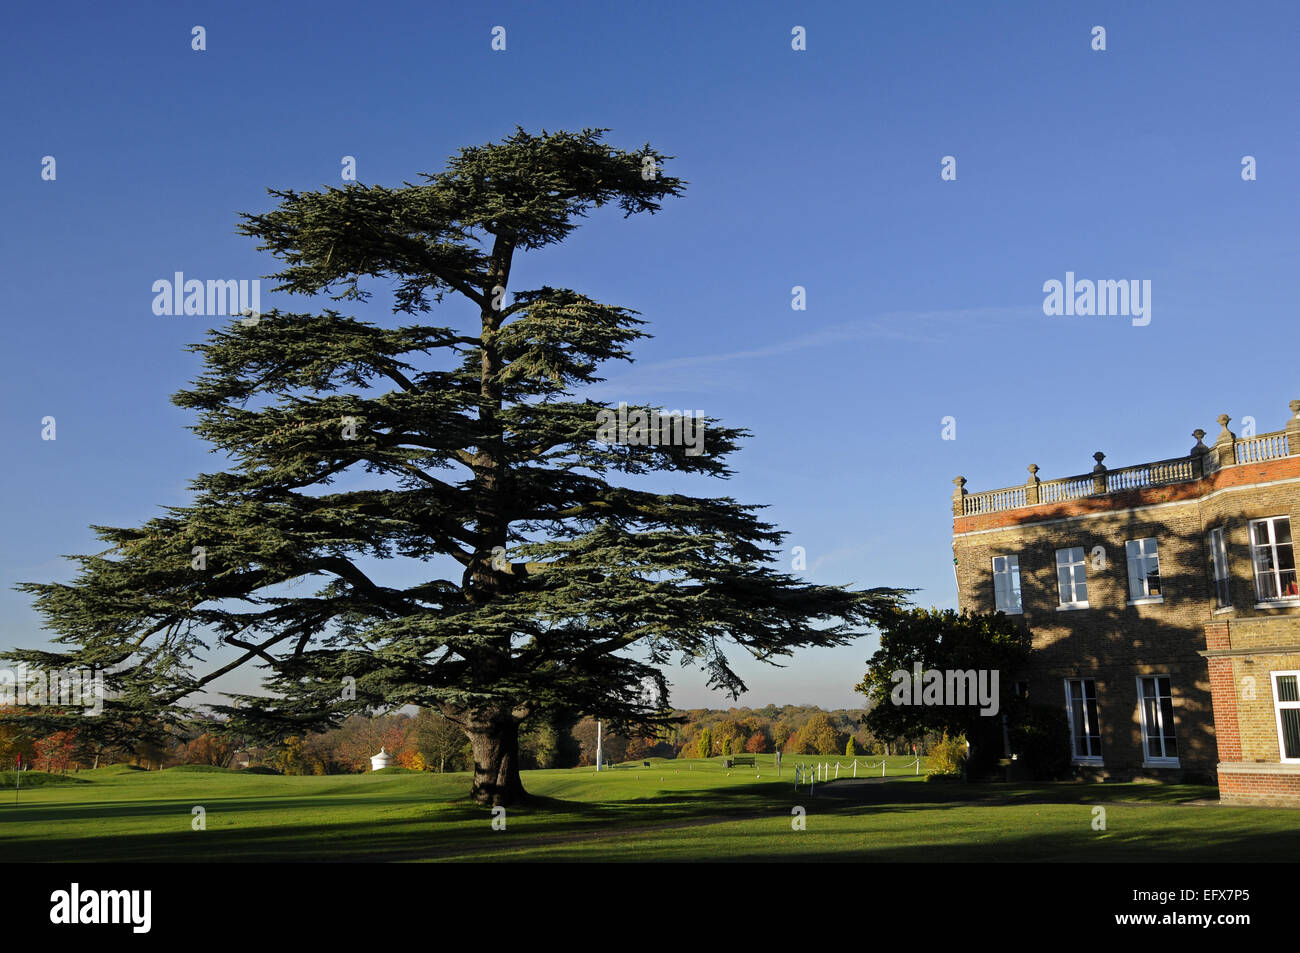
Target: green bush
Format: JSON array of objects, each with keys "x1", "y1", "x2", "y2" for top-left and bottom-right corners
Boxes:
[
  {"x1": 926, "y1": 731, "x2": 967, "y2": 777},
  {"x1": 1007, "y1": 703, "x2": 1073, "y2": 781}
]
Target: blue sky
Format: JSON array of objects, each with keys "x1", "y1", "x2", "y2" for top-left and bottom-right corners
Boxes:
[{"x1": 3, "y1": 1, "x2": 1298, "y2": 710}]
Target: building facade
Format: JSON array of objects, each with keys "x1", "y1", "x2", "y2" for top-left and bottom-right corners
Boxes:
[{"x1": 951, "y1": 401, "x2": 1300, "y2": 806}]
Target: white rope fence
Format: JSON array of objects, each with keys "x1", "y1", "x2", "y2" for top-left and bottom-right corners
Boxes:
[{"x1": 793, "y1": 758, "x2": 924, "y2": 790}]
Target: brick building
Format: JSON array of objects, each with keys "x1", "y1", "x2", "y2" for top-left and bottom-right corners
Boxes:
[{"x1": 951, "y1": 400, "x2": 1300, "y2": 806}]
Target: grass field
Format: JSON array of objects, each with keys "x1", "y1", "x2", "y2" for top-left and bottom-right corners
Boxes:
[{"x1": 1, "y1": 756, "x2": 1297, "y2": 862}]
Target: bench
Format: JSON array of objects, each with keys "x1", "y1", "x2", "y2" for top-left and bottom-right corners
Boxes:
[{"x1": 723, "y1": 756, "x2": 756, "y2": 768}]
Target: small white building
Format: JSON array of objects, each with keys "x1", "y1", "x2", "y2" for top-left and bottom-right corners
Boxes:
[{"x1": 370, "y1": 747, "x2": 392, "y2": 771}]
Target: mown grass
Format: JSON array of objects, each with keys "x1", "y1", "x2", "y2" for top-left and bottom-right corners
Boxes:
[{"x1": 0, "y1": 756, "x2": 1295, "y2": 862}]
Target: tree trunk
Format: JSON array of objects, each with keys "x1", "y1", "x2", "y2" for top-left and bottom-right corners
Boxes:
[
  {"x1": 465, "y1": 708, "x2": 527, "y2": 806},
  {"x1": 457, "y1": 234, "x2": 524, "y2": 810}
]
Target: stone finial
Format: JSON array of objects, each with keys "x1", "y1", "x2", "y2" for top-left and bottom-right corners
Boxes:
[
  {"x1": 1291, "y1": 399, "x2": 1300, "y2": 419},
  {"x1": 1091, "y1": 452, "x2": 1107, "y2": 494},
  {"x1": 952, "y1": 476, "x2": 967, "y2": 516},
  {"x1": 1288, "y1": 402, "x2": 1300, "y2": 456},
  {"x1": 1212, "y1": 414, "x2": 1238, "y2": 469},
  {"x1": 1190, "y1": 429, "x2": 1210, "y2": 477},
  {"x1": 1025, "y1": 464, "x2": 1040, "y2": 504}
]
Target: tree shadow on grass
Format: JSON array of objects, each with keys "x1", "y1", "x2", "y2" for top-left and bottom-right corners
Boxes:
[
  {"x1": 5, "y1": 774, "x2": 1288, "y2": 863},
  {"x1": 0, "y1": 793, "x2": 450, "y2": 827}
]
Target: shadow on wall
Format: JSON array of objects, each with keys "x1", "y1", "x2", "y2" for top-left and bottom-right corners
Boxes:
[{"x1": 958, "y1": 502, "x2": 1222, "y2": 782}]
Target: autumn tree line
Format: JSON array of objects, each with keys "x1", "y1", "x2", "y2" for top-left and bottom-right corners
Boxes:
[{"x1": 0, "y1": 704, "x2": 939, "y2": 776}]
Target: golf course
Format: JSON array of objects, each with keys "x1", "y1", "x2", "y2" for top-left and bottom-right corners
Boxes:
[{"x1": 3, "y1": 757, "x2": 1297, "y2": 863}]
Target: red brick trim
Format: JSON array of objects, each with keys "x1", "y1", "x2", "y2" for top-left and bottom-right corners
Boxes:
[
  {"x1": 955, "y1": 457, "x2": 1300, "y2": 534},
  {"x1": 1217, "y1": 763, "x2": 1300, "y2": 806},
  {"x1": 1206, "y1": 657, "x2": 1242, "y2": 762}
]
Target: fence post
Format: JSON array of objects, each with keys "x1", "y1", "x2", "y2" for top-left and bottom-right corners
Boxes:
[
  {"x1": 835, "y1": 762, "x2": 840, "y2": 779},
  {"x1": 853, "y1": 760, "x2": 857, "y2": 778},
  {"x1": 882, "y1": 758, "x2": 886, "y2": 778}
]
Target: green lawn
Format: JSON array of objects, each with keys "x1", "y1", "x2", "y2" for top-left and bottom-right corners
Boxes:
[{"x1": 1, "y1": 757, "x2": 1296, "y2": 862}]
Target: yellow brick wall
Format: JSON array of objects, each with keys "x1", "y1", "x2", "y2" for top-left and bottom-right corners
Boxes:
[{"x1": 952, "y1": 474, "x2": 1300, "y2": 778}]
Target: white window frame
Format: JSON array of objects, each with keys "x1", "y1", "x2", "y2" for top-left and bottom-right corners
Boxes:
[
  {"x1": 1272, "y1": 671, "x2": 1300, "y2": 764},
  {"x1": 1055, "y1": 547, "x2": 1089, "y2": 609},
  {"x1": 1249, "y1": 516, "x2": 1299, "y2": 606},
  {"x1": 1125, "y1": 537, "x2": 1163, "y2": 604},
  {"x1": 1064, "y1": 678, "x2": 1102, "y2": 764},
  {"x1": 1209, "y1": 526, "x2": 1231, "y2": 610},
  {"x1": 992, "y1": 555, "x2": 1022, "y2": 614},
  {"x1": 1136, "y1": 675, "x2": 1179, "y2": 767}
]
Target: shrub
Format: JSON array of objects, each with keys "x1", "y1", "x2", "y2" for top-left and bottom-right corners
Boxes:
[
  {"x1": 845, "y1": 737, "x2": 856, "y2": 757},
  {"x1": 927, "y1": 731, "x2": 967, "y2": 777},
  {"x1": 1007, "y1": 703, "x2": 1073, "y2": 780}
]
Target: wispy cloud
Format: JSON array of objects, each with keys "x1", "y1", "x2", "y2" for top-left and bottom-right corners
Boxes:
[{"x1": 585, "y1": 305, "x2": 1037, "y2": 399}]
